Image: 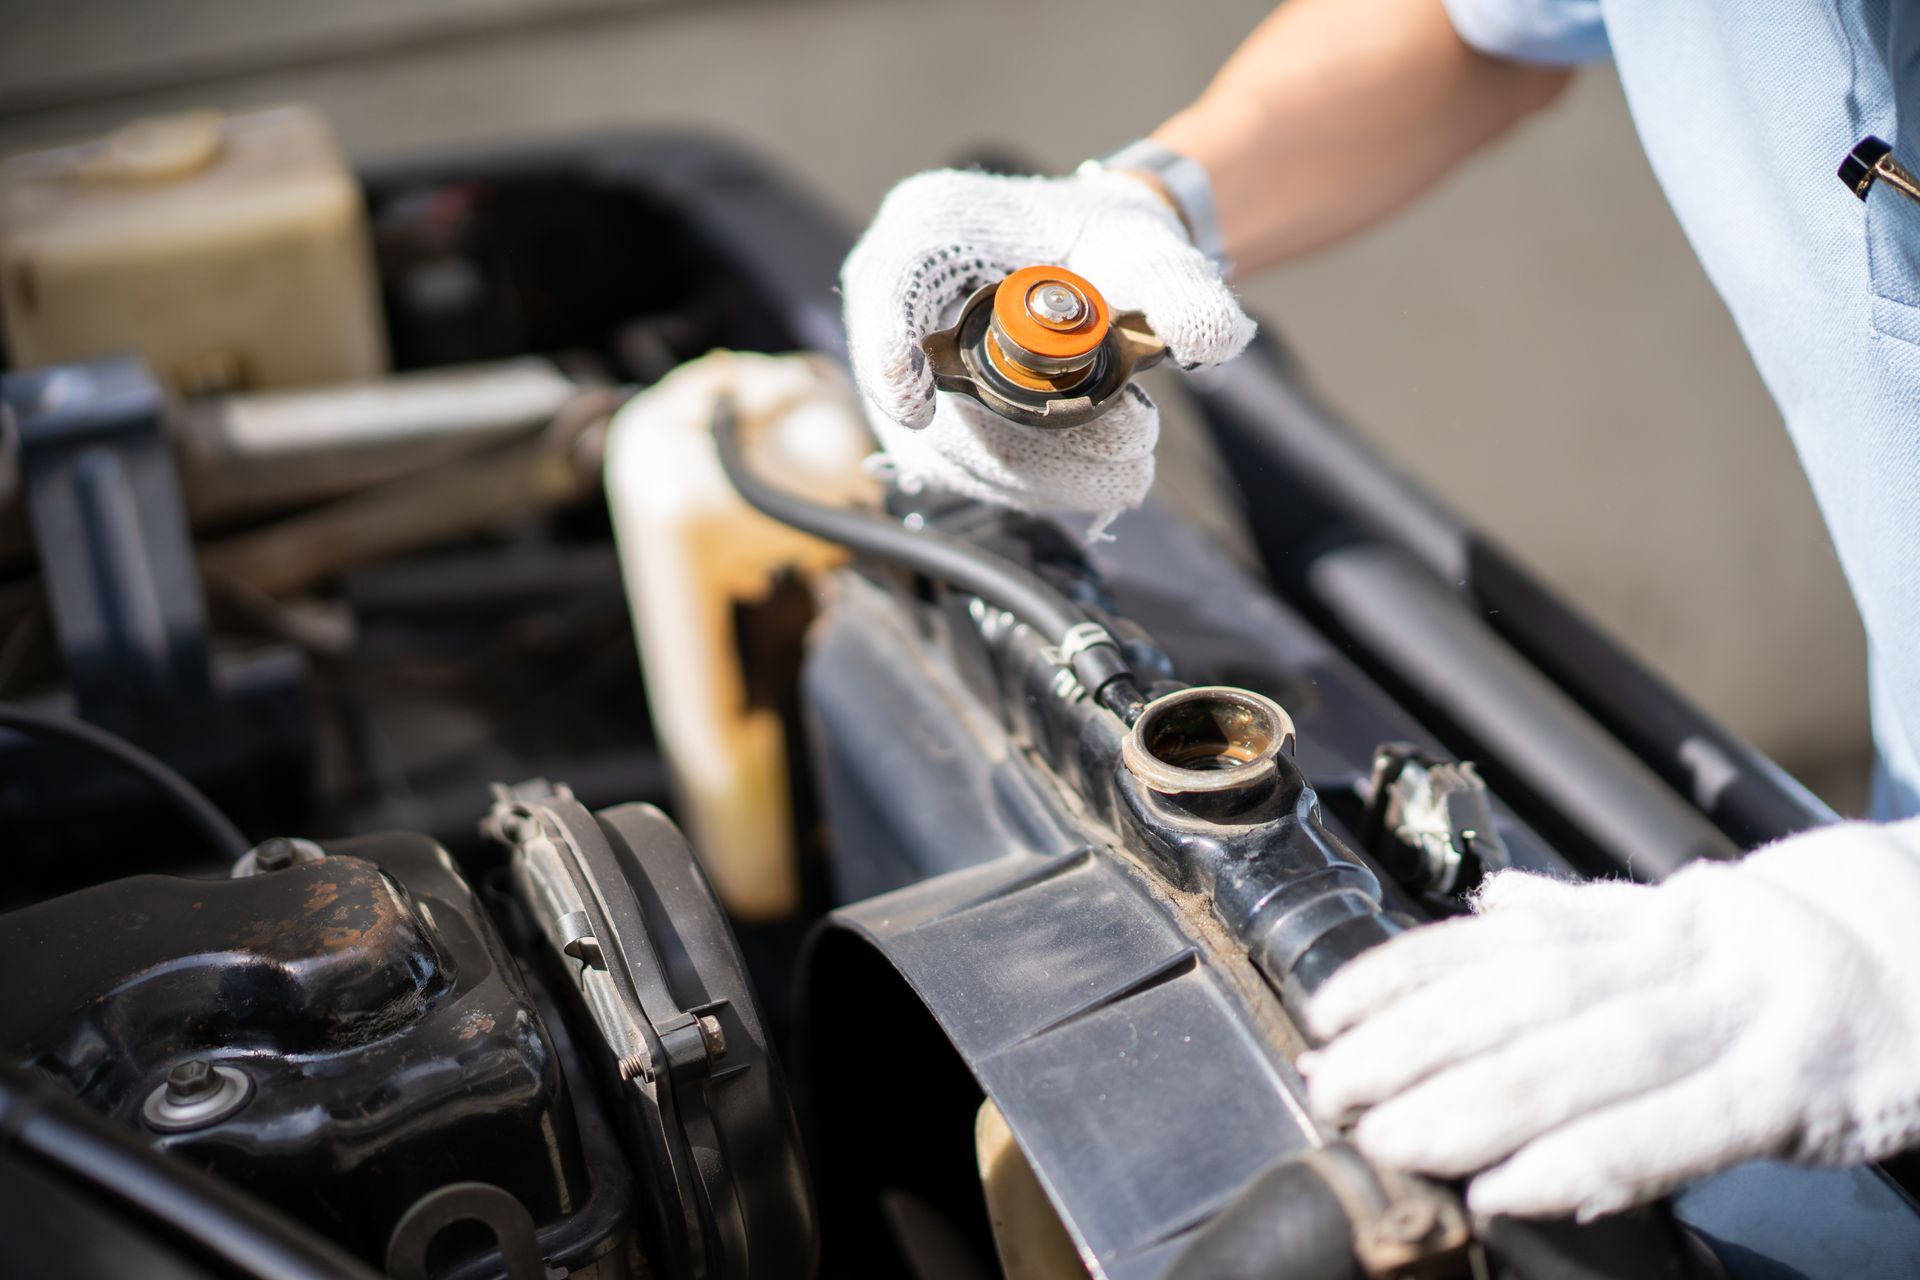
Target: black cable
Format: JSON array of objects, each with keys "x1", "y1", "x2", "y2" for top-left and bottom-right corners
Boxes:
[
  {"x1": 709, "y1": 397, "x2": 1139, "y2": 709},
  {"x1": 0, "y1": 704, "x2": 249, "y2": 862}
]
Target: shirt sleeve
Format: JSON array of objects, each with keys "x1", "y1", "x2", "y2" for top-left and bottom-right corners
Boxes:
[{"x1": 1441, "y1": 0, "x2": 1610, "y2": 64}]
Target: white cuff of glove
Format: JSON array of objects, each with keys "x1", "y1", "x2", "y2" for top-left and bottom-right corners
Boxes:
[
  {"x1": 841, "y1": 166, "x2": 1254, "y2": 531},
  {"x1": 1085, "y1": 139, "x2": 1231, "y2": 277},
  {"x1": 1298, "y1": 819, "x2": 1920, "y2": 1221}
]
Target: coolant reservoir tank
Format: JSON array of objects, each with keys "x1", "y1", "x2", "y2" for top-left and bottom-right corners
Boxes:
[
  {"x1": 605, "y1": 351, "x2": 876, "y2": 922},
  {"x1": 0, "y1": 105, "x2": 387, "y2": 394}
]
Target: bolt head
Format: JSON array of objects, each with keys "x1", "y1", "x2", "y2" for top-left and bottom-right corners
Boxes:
[
  {"x1": 697, "y1": 1014, "x2": 728, "y2": 1061},
  {"x1": 166, "y1": 1059, "x2": 216, "y2": 1101},
  {"x1": 252, "y1": 838, "x2": 298, "y2": 871}
]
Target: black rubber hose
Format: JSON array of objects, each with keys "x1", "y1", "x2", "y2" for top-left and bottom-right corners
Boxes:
[
  {"x1": 1164, "y1": 1155, "x2": 1363, "y2": 1279},
  {"x1": 1480, "y1": 1212, "x2": 1703, "y2": 1279},
  {"x1": 0, "y1": 1064, "x2": 379, "y2": 1280},
  {"x1": 709, "y1": 397, "x2": 1137, "y2": 706},
  {"x1": 0, "y1": 704, "x2": 249, "y2": 862},
  {"x1": 1164, "y1": 1146, "x2": 1703, "y2": 1280}
]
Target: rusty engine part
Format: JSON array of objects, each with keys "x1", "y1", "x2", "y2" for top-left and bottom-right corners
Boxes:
[
  {"x1": 0, "y1": 834, "x2": 617, "y2": 1269},
  {"x1": 0, "y1": 797, "x2": 813, "y2": 1278}
]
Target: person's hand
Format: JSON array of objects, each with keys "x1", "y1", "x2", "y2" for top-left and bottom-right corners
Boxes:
[
  {"x1": 1299, "y1": 820, "x2": 1920, "y2": 1220},
  {"x1": 841, "y1": 167, "x2": 1254, "y2": 532}
]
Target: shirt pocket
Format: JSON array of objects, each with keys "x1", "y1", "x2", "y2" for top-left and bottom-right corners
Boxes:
[{"x1": 1867, "y1": 174, "x2": 1920, "y2": 346}]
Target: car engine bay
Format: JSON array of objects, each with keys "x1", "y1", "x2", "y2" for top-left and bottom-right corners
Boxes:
[{"x1": 1, "y1": 110, "x2": 1916, "y2": 1280}]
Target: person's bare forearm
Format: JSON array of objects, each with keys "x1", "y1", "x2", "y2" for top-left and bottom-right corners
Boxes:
[{"x1": 1148, "y1": 0, "x2": 1570, "y2": 274}]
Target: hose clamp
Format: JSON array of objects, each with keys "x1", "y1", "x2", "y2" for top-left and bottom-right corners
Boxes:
[{"x1": 1057, "y1": 622, "x2": 1119, "y2": 667}]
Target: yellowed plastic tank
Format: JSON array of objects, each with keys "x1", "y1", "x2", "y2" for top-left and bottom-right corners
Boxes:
[
  {"x1": 605, "y1": 351, "x2": 877, "y2": 922},
  {"x1": 977, "y1": 1099, "x2": 1089, "y2": 1279},
  {"x1": 0, "y1": 105, "x2": 387, "y2": 394}
]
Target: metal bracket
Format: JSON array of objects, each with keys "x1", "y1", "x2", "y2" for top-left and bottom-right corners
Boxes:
[
  {"x1": 386, "y1": 1182, "x2": 555, "y2": 1280},
  {"x1": 485, "y1": 778, "x2": 814, "y2": 1280},
  {"x1": 1362, "y1": 743, "x2": 1509, "y2": 896}
]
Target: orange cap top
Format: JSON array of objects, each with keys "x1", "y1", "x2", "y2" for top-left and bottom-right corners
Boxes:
[{"x1": 991, "y1": 265, "x2": 1111, "y2": 363}]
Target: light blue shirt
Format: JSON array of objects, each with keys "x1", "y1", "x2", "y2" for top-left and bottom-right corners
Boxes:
[{"x1": 1443, "y1": 0, "x2": 1920, "y2": 818}]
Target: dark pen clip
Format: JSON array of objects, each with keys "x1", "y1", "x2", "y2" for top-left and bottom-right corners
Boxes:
[{"x1": 1839, "y1": 135, "x2": 1920, "y2": 205}]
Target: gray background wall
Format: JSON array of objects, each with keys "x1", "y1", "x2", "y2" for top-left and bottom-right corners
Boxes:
[{"x1": 0, "y1": 0, "x2": 1870, "y2": 806}]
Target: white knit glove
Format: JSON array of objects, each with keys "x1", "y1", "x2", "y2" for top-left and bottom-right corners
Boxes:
[
  {"x1": 842, "y1": 168, "x2": 1254, "y2": 531},
  {"x1": 1299, "y1": 819, "x2": 1920, "y2": 1221}
]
